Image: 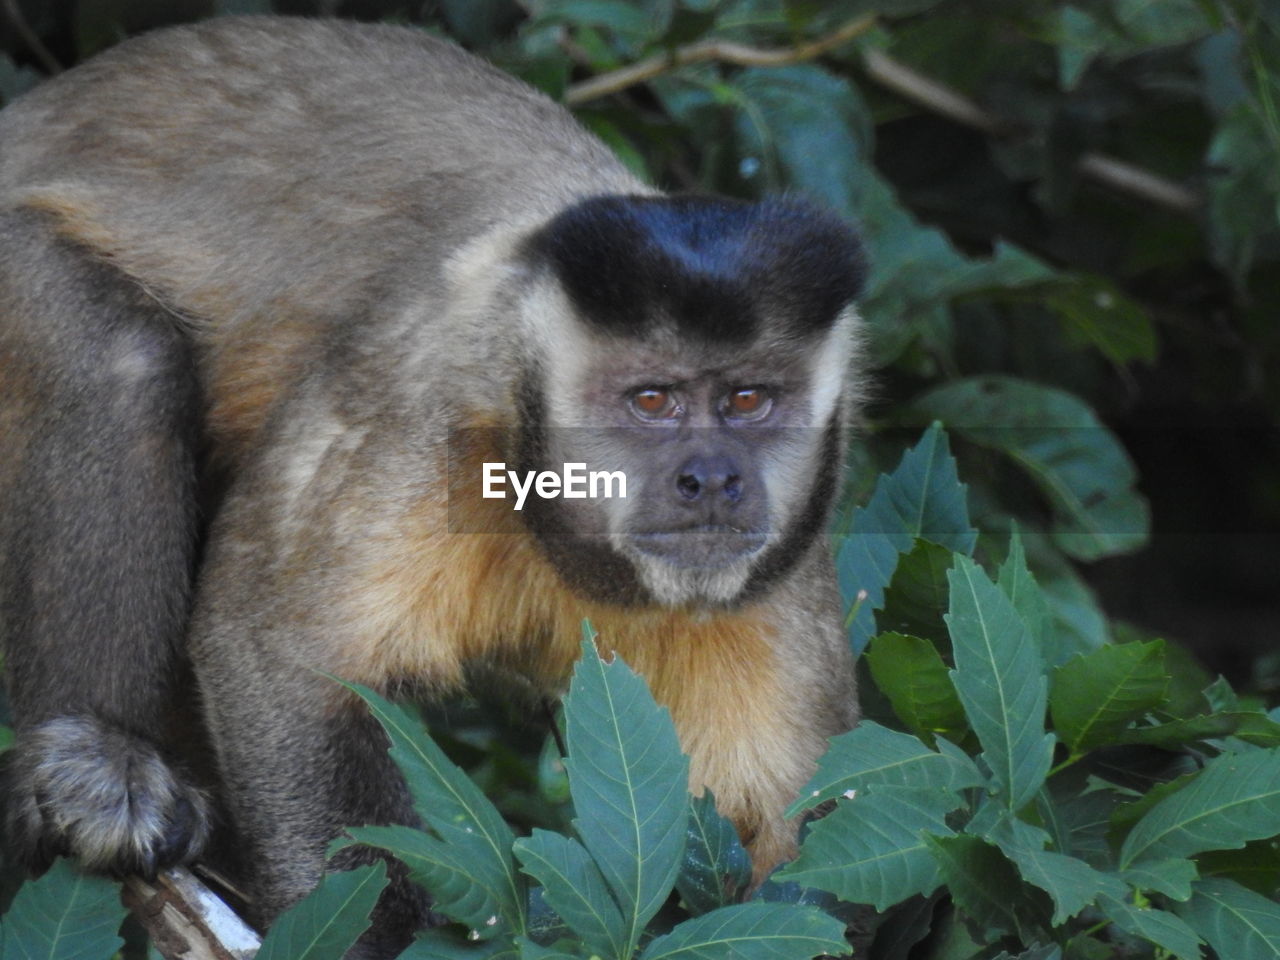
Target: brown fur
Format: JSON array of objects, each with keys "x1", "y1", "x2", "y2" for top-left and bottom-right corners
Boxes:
[{"x1": 0, "y1": 17, "x2": 861, "y2": 954}]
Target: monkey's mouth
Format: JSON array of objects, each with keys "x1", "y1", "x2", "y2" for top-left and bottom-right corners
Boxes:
[{"x1": 629, "y1": 525, "x2": 767, "y2": 569}]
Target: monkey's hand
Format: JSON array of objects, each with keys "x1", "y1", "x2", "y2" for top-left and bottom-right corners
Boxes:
[{"x1": 2, "y1": 716, "x2": 211, "y2": 877}]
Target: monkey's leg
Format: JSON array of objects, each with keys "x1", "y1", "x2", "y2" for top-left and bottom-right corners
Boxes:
[
  {"x1": 192, "y1": 636, "x2": 431, "y2": 958},
  {"x1": 0, "y1": 209, "x2": 211, "y2": 875}
]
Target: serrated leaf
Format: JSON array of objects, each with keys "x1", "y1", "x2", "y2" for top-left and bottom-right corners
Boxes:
[
  {"x1": 1176, "y1": 877, "x2": 1280, "y2": 960},
  {"x1": 402, "y1": 930, "x2": 519, "y2": 960},
  {"x1": 256, "y1": 863, "x2": 387, "y2": 960},
  {"x1": 564, "y1": 638, "x2": 689, "y2": 956},
  {"x1": 513, "y1": 829, "x2": 624, "y2": 959},
  {"x1": 1119, "y1": 748, "x2": 1280, "y2": 868},
  {"x1": 0, "y1": 858, "x2": 127, "y2": 960},
  {"x1": 777, "y1": 786, "x2": 960, "y2": 909},
  {"x1": 340, "y1": 682, "x2": 526, "y2": 935},
  {"x1": 924, "y1": 835, "x2": 1048, "y2": 942},
  {"x1": 864, "y1": 633, "x2": 968, "y2": 745},
  {"x1": 1121, "y1": 859, "x2": 1199, "y2": 901},
  {"x1": 676, "y1": 791, "x2": 752, "y2": 915},
  {"x1": 787, "y1": 720, "x2": 983, "y2": 817},
  {"x1": 515, "y1": 938, "x2": 587, "y2": 960},
  {"x1": 1050, "y1": 640, "x2": 1170, "y2": 753},
  {"x1": 877, "y1": 540, "x2": 954, "y2": 646},
  {"x1": 338, "y1": 827, "x2": 507, "y2": 939},
  {"x1": 1097, "y1": 894, "x2": 1203, "y2": 960},
  {"x1": 996, "y1": 840, "x2": 1126, "y2": 925},
  {"x1": 912, "y1": 377, "x2": 1149, "y2": 560},
  {"x1": 1196, "y1": 840, "x2": 1280, "y2": 896},
  {"x1": 640, "y1": 901, "x2": 850, "y2": 960},
  {"x1": 865, "y1": 893, "x2": 941, "y2": 960},
  {"x1": 1118, "y1": 711, "x2": 1280, "y2": 748},
  {"x1": 946, "y1": 555, "x2": 1056, "y2": 812},
  {"x1": 996, "y1": 528, "x2": 1050, "y2": 658},
  {"x1": 837, "y1": 424, "x2": 977, "y2": 653}
]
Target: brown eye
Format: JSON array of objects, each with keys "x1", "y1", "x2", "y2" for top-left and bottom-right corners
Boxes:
[
  {"x1": 631, "y1": 387, "x2": 680, "y2": 420},
  {"x1": 725, "y1": 387, "x2": 772, "y2": 420}
]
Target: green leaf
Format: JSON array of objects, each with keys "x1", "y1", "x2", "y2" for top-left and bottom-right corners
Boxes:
[
  {"x1": 998, "y1": 845, "x2": 1126, "y2": 925},
  {"x1": 341, "y1": 681, "x2": 525, "y2": 935},
  {"x1": 1207, "y1": 101, "x2": 1280, "y2": 283},
  {"x1": 1121, "y1": 859, "x2": 1199, "y2": 901},
  {"x1": 1119, "y1": 748, "x2": 1280, "y2": 868},
  {"x1": 639, "y1": 901, "x2": 850, "y2": 960},
  {"x1": 912, "y1": 377, "x2": 1149, "y2": 560},
  {"x1": 878, "y1": 540, "x2": 954, "y2": 646},
  {"x1": 0, "y1": 858, "x2": 127, "y2": 960},
  {"x1": 924, "y1": 835, "x2": 1047, "y2": 942},
  {"x1": 339, "y1": 826, "x2": 510, "y2": 939},
  {"x1": 864, "y1": 632, "x2": 968, "y2": 745},
  {"x1": 256, "y1": 863, "x2": 387, "y2": 960},
  {"x1": 513, "y1": 830, "x2": 625, "y2": 960},
  {"x1": 515, "y1": 938, "x2": 586, "y2": 960},
  {"x1": 1038, "y1": 277, "x2": 1157, "y2": 366},
  {"x1": 402, "y1": 930, "x2": 519, "y2": 960},
  {"x1": 676, "y1": 791, "x2": 752, "y2": 915},
  {"x1": 729, "y1": 65, "x2": 874, "y2": 219},
  {"x1": 787, "y1": 720, "x2": 983, "y2": 817},
  {"x1": 1097, "y1": 894, "x2": 1203, "y2": 960},
  {"x1": 777, "y1": 786, "x2": 959, "y2": 910},
  {"x1": 946, "y1": 554, "x2": 1056, "y2": 812},
  {"x1": 1176, "y1": 877, "x2": 1280, "y2": 960},
  {"x1": 1196, "y1": 840, "x2": 1280, "y2": 896},
  {"x1": 837, "y1": 424, "x2": 976, "y2": 653},
  {"x1": 1118, "y1": 711, "x2": 1280, "y2": 748},
  {"x1": 564, "y1": 637, "x2": 689, "y2": 957},
  {"x1": 996, "y1": 528, "x2": 1050, "y2": 658},
  {"x1": 1049, "y1": 640, "x2": 1169, "y2": 753}
]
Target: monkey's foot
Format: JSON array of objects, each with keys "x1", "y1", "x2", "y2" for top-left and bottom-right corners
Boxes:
[{"x1": 2, "y1": 716, "x2": 211, "y2": 877}]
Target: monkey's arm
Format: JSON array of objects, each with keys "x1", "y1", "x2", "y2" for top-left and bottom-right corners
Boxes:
[{"x1": 0, "y1": 208, "x2": 212, "y2": 875}]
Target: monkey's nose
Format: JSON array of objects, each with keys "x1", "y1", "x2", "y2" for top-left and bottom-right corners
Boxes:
[{"x1": 676, "y1": 455, "x2": 743, "y2": 502}]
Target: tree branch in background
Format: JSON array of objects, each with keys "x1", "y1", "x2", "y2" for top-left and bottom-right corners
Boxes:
[
  {"x1": 859, "y1": 49, "x2": 1203, "y2": 216},
  {"x1": 1, "y1": 0, "x2": 62, "y2": 75},
  {"x1": 564, "y1": 15, "x2": 877, "y2": 105},
  {"x1": 564, "y1": 18, "x2": 1202, "y2": 217}
]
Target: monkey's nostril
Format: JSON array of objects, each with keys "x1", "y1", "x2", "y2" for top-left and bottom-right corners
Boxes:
[
  {"x1": 677, "y1": 474, "x2": 701, "y2": 500},
  {"x1": 724, "y1": 474, "x2": 742, "y2": 501}
]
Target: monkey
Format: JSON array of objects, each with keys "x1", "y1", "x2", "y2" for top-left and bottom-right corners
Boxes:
[{"x1": 0, "y1": 15, "x2": 864, "y2": 957}]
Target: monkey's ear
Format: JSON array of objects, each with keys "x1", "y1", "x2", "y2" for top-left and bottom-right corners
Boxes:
[{"x1": 524, "y1": 193, "x2": 866, "y2": 343}]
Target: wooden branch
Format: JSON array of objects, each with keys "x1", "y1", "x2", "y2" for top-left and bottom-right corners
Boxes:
[
  {"x1": 560, "y1": 16, "x2": 1201, "y2": 217},
  {"x1": 0, "y1": 0, "x2": 61, "y2": 75},
  {"x1": 860, "y1": 48, "x2": 1202, "y2": 216},
  {"x1": 564, "y1": 15, "x2": 876, "y2": 106},
  {"x1": 122, "y1": 868, "x2": 261, "y2": 960}
]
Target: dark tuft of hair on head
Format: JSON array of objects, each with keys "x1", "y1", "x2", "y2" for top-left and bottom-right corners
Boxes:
[{"x1": 525, "y1": 193, "x2": 865, "y2": 343}]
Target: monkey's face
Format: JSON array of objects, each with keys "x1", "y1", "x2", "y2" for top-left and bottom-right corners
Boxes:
[{"x1": 514, "y1": 194, "x2": 866, "y2": 608}]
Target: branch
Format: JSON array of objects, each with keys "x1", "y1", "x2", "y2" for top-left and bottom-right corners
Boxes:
[
  {"x1": 122, "y1": 868, "x2": 261, "y2": 960},
  {"x1": 560, "y1": 17, "x2": 1201, "y2": 217},
  {"x1": 564, "y1": 15, "x2": 876, "y2": 106},
  {"x1": 0, "y1": 0, "x2": 61, "y2": 75},
  {"x1": 860, "y1": 48, "x2": 1202, "y2": 216}
]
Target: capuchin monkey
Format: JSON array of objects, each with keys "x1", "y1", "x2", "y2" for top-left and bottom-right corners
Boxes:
[{"x1": 0, "y1": 16, "x2": 864, "y2": 957}]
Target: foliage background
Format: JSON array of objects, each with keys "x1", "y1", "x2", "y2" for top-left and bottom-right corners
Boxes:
[{"x1": 1, "y1": 0, "x2": 1278, "y2": 955}]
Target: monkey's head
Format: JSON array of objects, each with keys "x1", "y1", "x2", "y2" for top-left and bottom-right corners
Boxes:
[{"x1": 513, "y1": 194, "x2": 865, "y2": 608}]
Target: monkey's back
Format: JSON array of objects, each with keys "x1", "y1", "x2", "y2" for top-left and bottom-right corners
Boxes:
[
  {"x1": 0, "y1": 17, "x2": 634, "y2": 296},
  {"x1": 0, "y1": 17, "x2": 642, "y2": 462}
]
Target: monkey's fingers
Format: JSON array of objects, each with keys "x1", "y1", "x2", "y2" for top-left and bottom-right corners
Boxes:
[{"x1": 2, "y1": 716, "x2": 212, "y2": 878}]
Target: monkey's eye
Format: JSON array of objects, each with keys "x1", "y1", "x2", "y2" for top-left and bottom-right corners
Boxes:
[
  {"x1": 630, "y1": 387, "x2": 681, "y2": 421},
  {"x1": 723, "y1": 387, "x2": 773, "y2": 421}
]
